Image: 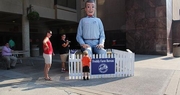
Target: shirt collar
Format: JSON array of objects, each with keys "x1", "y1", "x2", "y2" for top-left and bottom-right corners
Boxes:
[{"x1": 86, "y1": 15, "x2": 95, "y2": 18}]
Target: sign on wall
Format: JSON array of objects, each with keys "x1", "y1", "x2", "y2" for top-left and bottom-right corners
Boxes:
[{"x1": 91, "y1": 58, "x2": 115, "y2": 75}]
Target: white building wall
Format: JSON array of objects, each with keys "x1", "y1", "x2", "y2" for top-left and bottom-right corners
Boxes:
[
  {"x1": 56, "y1": 6, "x2": 77, "y2": 22},
  {"x1": 166, "y1": 0, "x2": 173, "y2": 32},
  {"x1": 0, "y1": 0, "x2": 79, "y2": 22},
  {"x1": 29, "y1": 0, "x2": 55, "y2": 19},
  {"x1": 29, "y1": 0, "x2": 54, "y2": 9},
  {"x1": 32, "y1": 5, "x2": 55, "y2": 19},
  {"x1": 173, "y1": 0, "x2": 180, "y2": 20},
  {"x1": 166, "y1": 0, "x2": 173, "y2": 53},
  {"x1": 0, "y1": 0, "x2": 22, "y2": 14}
]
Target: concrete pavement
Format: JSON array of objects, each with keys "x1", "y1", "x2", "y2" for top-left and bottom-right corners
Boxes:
[{"x1": 0, "y1": 54, "x2": 180, "y2": 95}]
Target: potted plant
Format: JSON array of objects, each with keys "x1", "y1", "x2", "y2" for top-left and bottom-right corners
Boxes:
[{"x1": 27, "y1": 11, "x2": 39, "y2": 21}]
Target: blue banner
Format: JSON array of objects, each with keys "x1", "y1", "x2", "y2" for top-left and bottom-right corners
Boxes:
[
  {"x1": 70, "y1": 49, "x2": 78, "y2": 54},
  {"x1": 91, "y1": 58, "x2": 115, "y2": 75}
]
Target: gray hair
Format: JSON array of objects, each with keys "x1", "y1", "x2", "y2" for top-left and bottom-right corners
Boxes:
[{"x1": 85, "y1": 0, "x2": 95, "y2": 7}]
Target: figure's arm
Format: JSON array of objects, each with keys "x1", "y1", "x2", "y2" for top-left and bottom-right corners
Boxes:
[
  {"x1": 62, "y1": 40, "x2": 69, "y2": 47},
  {"x1": 43, "y1": 37, "x2": 49, "y2": 50},
  {"x1": 98, "y1": 18, "x2": 105, "y2": 45},
  {"x1": 96, "y1": 18, "x2": 105, "y2": 49},
  {"x1": 76, "y1": 19, "x2": 85, "y2": 45}
]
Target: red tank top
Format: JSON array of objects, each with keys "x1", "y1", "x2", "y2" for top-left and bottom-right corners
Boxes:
[{"x1": 43, "y1": 39, "x2": 53, "y2": 54}]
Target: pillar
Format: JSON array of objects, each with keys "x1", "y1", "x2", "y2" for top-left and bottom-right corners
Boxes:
[{"x1": 22, "y1": 0, "x2": 30, "y2": 57}]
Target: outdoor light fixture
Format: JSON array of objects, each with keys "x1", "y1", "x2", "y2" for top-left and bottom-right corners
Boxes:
[{"x1": 27, "y1": 5, "x2": 32, "y2": 14}]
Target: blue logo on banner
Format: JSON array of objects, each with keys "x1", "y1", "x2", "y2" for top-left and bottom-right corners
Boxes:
[{"x1": 91, "y1": 58, "x2": 115, "y2": 75}]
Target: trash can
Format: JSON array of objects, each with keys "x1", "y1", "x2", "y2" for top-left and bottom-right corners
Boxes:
[
  {"x1": 31, "y1": 45, "x2": 39, "y2": 57},
  {"x1": 173, "y1": 43, "x2": 180, "y2": 57}
]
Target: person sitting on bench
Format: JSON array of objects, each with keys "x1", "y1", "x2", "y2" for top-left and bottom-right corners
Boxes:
[{"x1": 1, "y1": 43, "x2": 17, "y2": 70}]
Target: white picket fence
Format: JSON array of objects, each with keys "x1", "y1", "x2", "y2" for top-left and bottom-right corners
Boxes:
[{"x1": 68, "y1": 49, "x2": 134, "y2": 79}]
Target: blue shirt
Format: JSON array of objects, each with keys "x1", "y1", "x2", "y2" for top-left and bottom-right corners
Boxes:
[{"x1": 76, "y1": 16, "x2": 105, "y2": 45}]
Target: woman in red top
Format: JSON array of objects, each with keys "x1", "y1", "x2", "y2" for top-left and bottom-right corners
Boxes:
[
  {"x1": 82, "y1": 50, "x2": 91, "y2": 80},
  {"x1": 43, "y1": 30, "x2": 54, "y2": 81}
]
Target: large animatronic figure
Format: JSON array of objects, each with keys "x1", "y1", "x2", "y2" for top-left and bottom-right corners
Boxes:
[{"x1": 76, "y1": 0, "x2": 106, "y2": 56}]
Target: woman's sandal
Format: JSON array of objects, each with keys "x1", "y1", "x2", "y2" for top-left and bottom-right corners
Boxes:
[{"x1": 44, "y1": 77, "x2": 52, "y2": 81}]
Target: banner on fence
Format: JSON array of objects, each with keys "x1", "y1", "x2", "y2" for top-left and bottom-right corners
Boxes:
[{"x1": 91, "y1": 58, "x2": 115, "y2": 75}]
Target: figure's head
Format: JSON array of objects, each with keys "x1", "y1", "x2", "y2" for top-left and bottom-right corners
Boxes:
[
  {"x1": 83, "y1": 50, "x2": 88, "y2": 56},
  {"x1": 85, "y1": 0, "x2": 95, "y2": 16},
  {"x1": 46, "y1": 30, "x2": 52, "y2": 38},
  {"x1": 61, "y1": 34, "x2": 66, "y2": 40},
  {"x1": 5, "y1": 43, "x2": 9, "y2": 47}
]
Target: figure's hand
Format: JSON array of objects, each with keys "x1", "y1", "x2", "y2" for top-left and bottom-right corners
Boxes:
[
  {"x1": 66, "y1": 40, "x2": 71, "y2": 44},
  {"x1": 96, "y1": 44, "x2": 104, "y2": 49},
  {"x1": 53, "y1": 53, "x2": 55, "y2": 56},
  {"x1": 66, "y1": 40, "x2": 69, "y2": 44},
  {"x1": 81, "y1": 44, "x2": 89, "y2": 49}
]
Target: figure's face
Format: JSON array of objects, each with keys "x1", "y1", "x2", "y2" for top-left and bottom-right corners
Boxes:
[
  {"x1": 47, "y1": 33, "x2": 52, "y2": 38},
  {"x1": 61, "y1": 35, "x2": 66, "y2": 40},
  {"x1": 85, "y1": 2, "x2": 95, "y2": 16},
  {"x1": 5, "y1": 43, "x2": 9, "y2": 47}
]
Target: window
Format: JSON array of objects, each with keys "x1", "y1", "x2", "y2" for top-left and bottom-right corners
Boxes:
[{"x1": 55, "y1": 0, "x2": 76, "y2": 9}]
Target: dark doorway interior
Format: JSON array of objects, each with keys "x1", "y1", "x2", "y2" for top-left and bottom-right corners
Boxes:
[{"x1": 105, "y1": 30, "x2": 126, "y2": 51}]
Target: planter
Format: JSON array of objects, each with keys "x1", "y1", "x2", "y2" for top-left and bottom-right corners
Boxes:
[{"x1": 27, "y1": 11, "x2": 39, "y2": 21}]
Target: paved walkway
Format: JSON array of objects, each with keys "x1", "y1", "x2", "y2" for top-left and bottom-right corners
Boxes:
[{"x1": 0, "y1": 54, "x2": 180, "y2": 95}]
